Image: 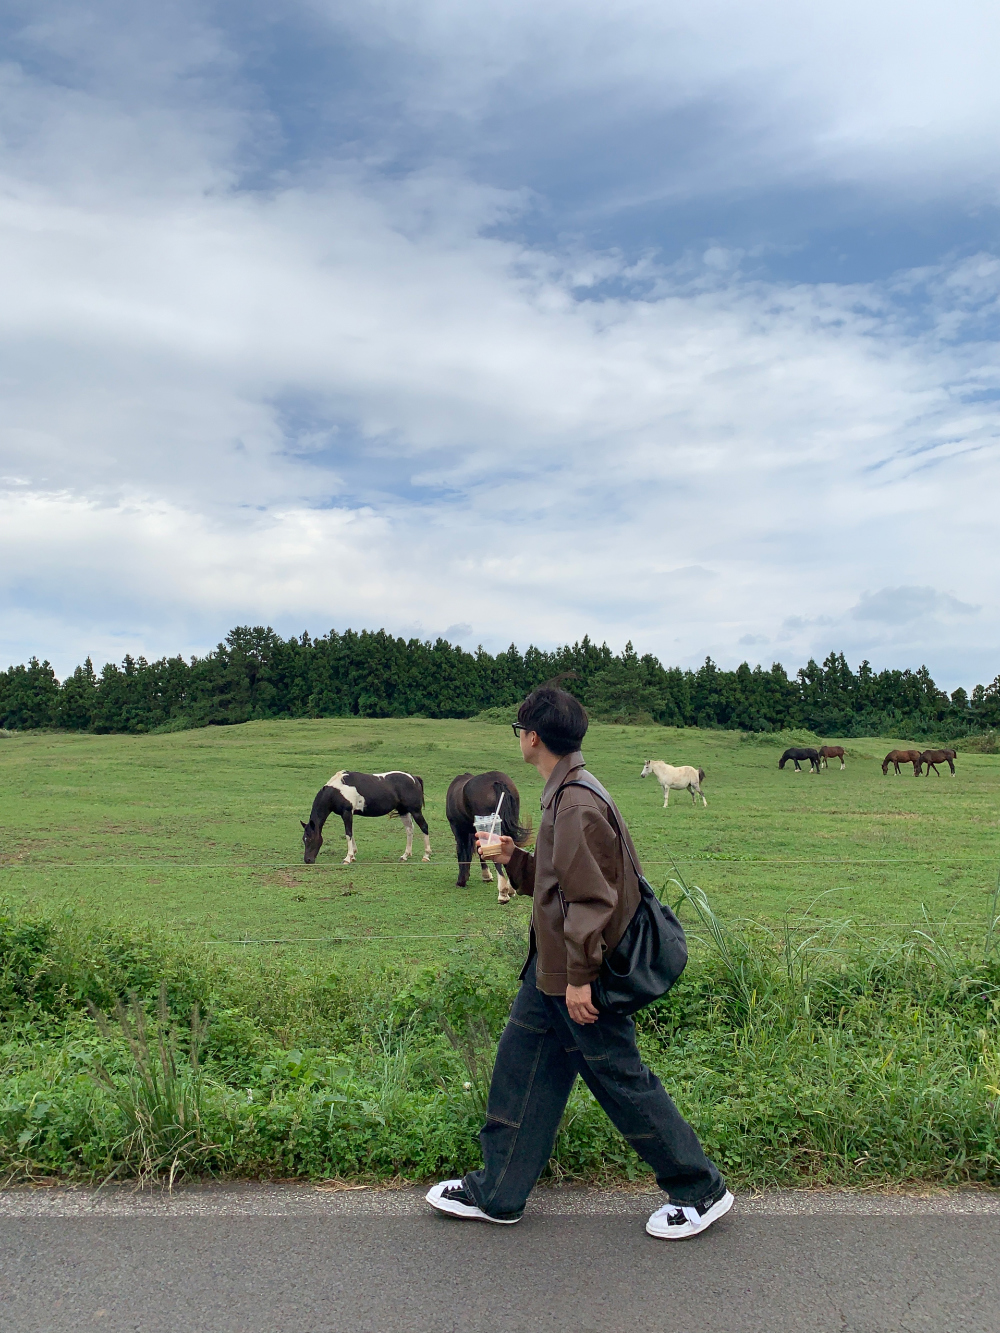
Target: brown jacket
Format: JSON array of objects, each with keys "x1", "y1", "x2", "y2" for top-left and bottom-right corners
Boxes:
[{"x1": 505, "y1": 751, "x2": 642, "y2": 996}]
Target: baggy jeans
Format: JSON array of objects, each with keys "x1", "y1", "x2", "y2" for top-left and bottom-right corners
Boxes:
[{"x1": 464, "y1": 958, "x2": 724, "y2": 1219}]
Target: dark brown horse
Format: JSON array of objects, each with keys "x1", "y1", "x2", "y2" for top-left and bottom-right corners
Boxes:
[
  {"x1": 446, "y1": 771, "x2": 530, "y2": 902},
  {"x1": 919, "y1": 748, "x2": 957, "y2": 776},
  {"x1": 818, "y1": 745, "x2": 845, "y2": 770},
  {"x1": 882, "y1": 749, "x2": 922, "y2": 776},
  {"x1": 779, "y1": 747, "x2": 820, "y2": 773}
]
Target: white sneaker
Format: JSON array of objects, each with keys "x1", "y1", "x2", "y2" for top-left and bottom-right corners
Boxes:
[
  {"x1": 646, "y1": 1189, "x2": 734, "y2": 1240},
  {"x1": 425, "y1": 1180, "x2": 522, "y2": 1225}
]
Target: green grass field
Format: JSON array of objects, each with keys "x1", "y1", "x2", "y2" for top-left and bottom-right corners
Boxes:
[
  {"x1": 2, "y1": 719, "x2": 998, "y2": 964},
  {"x1": 5, "y1": 719, "x2": 1000, "y2": 1188}
]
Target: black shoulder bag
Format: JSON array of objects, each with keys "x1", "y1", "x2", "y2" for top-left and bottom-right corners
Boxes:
[{"x1": 555, "y1": 778, "x2": 687, "y2": 1016}]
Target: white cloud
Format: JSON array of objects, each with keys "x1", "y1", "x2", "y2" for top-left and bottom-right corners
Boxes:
[
  {"x1": 851, "y1": 586, "x2": 979, "y2": 626},
  {"x1": 318, "y1": 0, "x2": 1000, "y2": 199}
]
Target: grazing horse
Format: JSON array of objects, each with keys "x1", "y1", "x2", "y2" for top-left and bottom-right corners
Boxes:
[
  {"x1": 301, "y1": 770, "x2": 430, "y2": 865},
  {"x1": 818, "y1": 745, "x2": 846, "y2": 771},
  {"x1": 778, "y1": 747, "x2": 820, "y2": 773},
  {"x1": 881, "y1": 749, "x2": 923, "y2": 776},
  {"x1": 920, "y1": 748, "x2": 957, "y2": 777},
  {"x1": 446, "y1": 771, "x2": 530, "y2": 902},
  {"x1": 640, "y1": 759, "x2": 707, "y2": 806}
]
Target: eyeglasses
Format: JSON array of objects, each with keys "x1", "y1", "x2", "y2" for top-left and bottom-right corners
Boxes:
[{"x1": 511, "y1": 722, "x2": 529, "y2": 737}]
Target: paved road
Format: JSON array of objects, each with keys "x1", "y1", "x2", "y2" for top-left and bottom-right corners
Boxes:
[{"x1": 2, "y1": 1185, "x2": 999, "y2": 1332}]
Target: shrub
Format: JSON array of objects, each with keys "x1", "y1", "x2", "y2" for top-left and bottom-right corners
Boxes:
[
  {"x1": 739, "y1": 728, "x2": 824, "y2": 748},
  {"x1": 2, "y1": 896, "x2": 1000, "y2": 1187},
  {"x1": 954, "y1": 732, "x2": 1000, "y2": 754}
]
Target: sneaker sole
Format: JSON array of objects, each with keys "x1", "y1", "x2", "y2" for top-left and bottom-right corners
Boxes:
[
  {"x1": 646, "y1": 1189, "x2": 734, "y2": 1240},
  {"x1": 425, "y1": 1187, "x2": 521, "y2": 1225}
]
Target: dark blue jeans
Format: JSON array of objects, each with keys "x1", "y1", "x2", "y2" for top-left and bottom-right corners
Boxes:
[{"x1": 464, "y1": 959, "x2": 723, "y2": 1218}]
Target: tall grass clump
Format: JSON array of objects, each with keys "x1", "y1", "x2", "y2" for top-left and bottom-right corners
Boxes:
[
  {"x1": 2, "y1": 892, "x2": 1000, "y2": 1187},
  {"x1": 87, "y1": 984, "x2": 224, "y2": 1187}
]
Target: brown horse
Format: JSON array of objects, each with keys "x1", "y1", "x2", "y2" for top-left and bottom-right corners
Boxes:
[
  {"x1": 818, "y1": 745, "x2": 845, "y2": 770},
  {"x1": 919, "y1": 748, "x2": 957, "y2": 776},
  {"x1": 446, "y1": 770, "x2": 530, "y2": 901},
  {"x1": 882, "y1": 749, "x2": 923, "y2": 775}
]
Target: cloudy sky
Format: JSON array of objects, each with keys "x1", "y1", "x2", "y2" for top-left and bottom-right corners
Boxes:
[{"x1": 2, "y1": 0, "x2": 999, "y2": 687}]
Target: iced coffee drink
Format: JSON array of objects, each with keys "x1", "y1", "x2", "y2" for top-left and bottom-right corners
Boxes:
[{"x1": 474, "y1": 813, "x2": 503, "y2": 859}]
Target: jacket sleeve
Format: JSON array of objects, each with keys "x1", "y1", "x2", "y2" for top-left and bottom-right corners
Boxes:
[
  {"x1": 504, "y1": 846, "x2": 535, "y2": 896},
  {"x1": 551, "y1": 797, "x2": 619, "y2": 987}
]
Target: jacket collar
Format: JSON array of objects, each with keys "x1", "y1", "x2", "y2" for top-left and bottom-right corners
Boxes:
[{"x1": 540, "y1": 750, "x2": 586, "y2": 810}]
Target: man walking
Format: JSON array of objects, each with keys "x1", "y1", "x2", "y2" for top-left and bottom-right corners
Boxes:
[{"x1": 426, "y1": 687, "x2": 732, "y2": 1239}]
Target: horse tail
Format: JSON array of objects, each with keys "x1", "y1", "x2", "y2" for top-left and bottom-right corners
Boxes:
[
  {"x1": 415, "y1": 775, "x2": 425, "y2": 805},
  {"x1": 494, "y1": 780, "x2": 531, "y2": 846},
  {"x1": 698, "y1": 768, "x2": 705, "y2": 784}
]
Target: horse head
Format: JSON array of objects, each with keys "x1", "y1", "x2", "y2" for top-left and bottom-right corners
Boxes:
[
  {"x1": 301, "y1": 818, "x2": 323, "y2": 864},
  {"x1": 640, "y1": 760, "x2": 653, "y2": 777}
]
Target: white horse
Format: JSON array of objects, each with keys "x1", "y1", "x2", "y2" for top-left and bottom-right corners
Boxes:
[{"x1": 641, "y1": 759, "x2": 707, "y2": 807}]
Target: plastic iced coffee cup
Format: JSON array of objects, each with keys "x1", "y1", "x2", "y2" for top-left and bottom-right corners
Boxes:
[{"x1": 474, "y1": 813, "x2": 503, "y2": 859}]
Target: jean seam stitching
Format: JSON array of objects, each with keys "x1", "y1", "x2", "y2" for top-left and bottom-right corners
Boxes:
[{"x1": 483, "y1": 1032, "x2": 547, "y2": 1209}]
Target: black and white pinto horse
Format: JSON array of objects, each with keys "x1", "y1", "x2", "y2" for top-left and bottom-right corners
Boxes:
[
  {"x1": 778, "y1": 747, "x2": 821, "y2": 773},
  {"x1": 446, "y1": 771, "x2": 530, "y2": 903},
  {"x1": 301, "y1": 771, "x2": 431, "y2": 865}
]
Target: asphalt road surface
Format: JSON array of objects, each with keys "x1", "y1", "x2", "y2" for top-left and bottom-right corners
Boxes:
[{"x1": 2, "y1": 1185, "x2": 999, "y2": 1332}]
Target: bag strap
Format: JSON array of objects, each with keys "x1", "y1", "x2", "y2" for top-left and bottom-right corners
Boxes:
[{"x1": 553, "y1": 777, "x2": 643, "y2": 882}]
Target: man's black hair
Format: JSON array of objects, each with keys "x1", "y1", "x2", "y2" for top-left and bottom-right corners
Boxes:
[{"x1": 517, "y1": 687, "x2": 588, "y2": 756}]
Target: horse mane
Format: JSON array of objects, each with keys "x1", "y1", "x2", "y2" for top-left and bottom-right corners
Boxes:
[{"x1": 307, "y1": 784, "x2": 340, "y2": 827}]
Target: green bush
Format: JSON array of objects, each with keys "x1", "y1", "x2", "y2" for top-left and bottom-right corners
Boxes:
[
  {"x1": 3, "y1": 895, "x2": 1000, "y2": 1187},
  {"x1": 739, "y1": 728, "x2": 824, "y2": 748},
  {"x1": 472, "y1": 707, "x2": 515, "y2": 724},
  {"x1": 954, "y1": 732, "x2": 1000, "y2": 754}
]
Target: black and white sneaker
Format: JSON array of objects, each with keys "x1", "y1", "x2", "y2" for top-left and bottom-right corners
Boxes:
[
  {"x1": 646, "y1": 1188, "x2": 734, "y2": 1240},
  {"x1": 425, "y1": 1180, "x2": 522, "y2": 1225}
]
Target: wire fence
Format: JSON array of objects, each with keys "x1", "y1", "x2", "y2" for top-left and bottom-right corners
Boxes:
[
  {"x1": 0, "y1": 856, "x2": 966, "y2": 869},
  {"x1": 199, "y1": 919, "x2": 997, "y2": 946}
]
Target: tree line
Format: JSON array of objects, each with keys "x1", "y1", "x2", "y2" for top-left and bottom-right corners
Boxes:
[{"x1": 1, "y1": 625, "x2": 996, "y2": 737}]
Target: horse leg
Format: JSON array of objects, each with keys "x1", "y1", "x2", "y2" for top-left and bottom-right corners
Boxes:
[
  {"x1": 840, "y1": 757, "x2": 846, "y2": 770},
  {"x1": 699, "y1": 784, "x2": 708, "y2": 807},
  {"x1": 342, "y1": 813, "x2": 357, "y2": 864},
  {"x1": 453, "y1": 824, "x2": 472, "y2": 887},
  {"x1": 481, "y1": 853, "x2": 493, "y2": 883},
  {"x1": 949, "y1": 759, "x2": 956, "y2": 775},
  {"x1": 662, "y1": 785, "x2": 670, "y2": 807},
  {"x1": 400, "y1": 812, "x2": 414, "y2": 861},
  {"x1": 497, "y1": 867, "x2": 514, "y2": 904},
  {"x1": 793, "y1": 760, "x2": 800, "y2": 773},
  {"x1": 413, "y1": 810, "x2": 432, "y2": 861}
]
